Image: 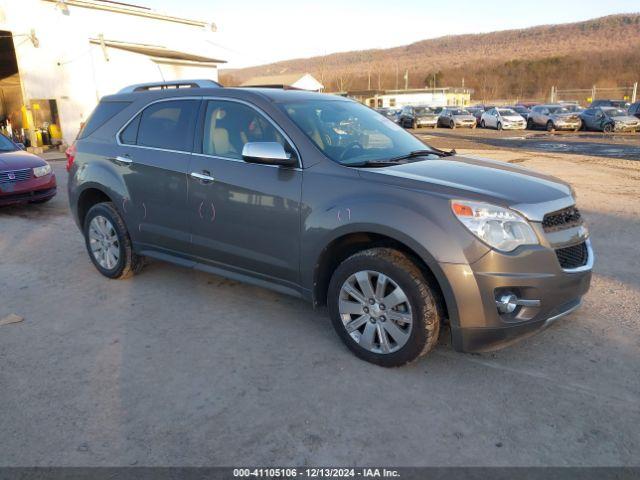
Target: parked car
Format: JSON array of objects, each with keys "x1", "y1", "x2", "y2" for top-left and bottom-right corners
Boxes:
[
  {"x1": 580, "y1": 107, "x2": 640, "y2": 133},
  {"x1": 516, "y1": 102, "x2": 539, "y2": 109},
  {"x1": 470, "y1": 105, "x2": 494, "y2": 125},
  {"x1": 0, "y1": 133, "x2": 56, "y2": 206},
  {"x1": 527, "y1": 104, "x2": 582, "y2": 131},
  {"x1": 480, "y1": 107, "x2": 526, "y2": 130},
  {"x1": 68, "y1": 80, "x2": 593, "y2": 367},
  {"x1": 509, "y1": 105, "x2": 531, "y2": 120},
  {"x1": 398, "y1": 105, "x2": 438, "y2": 129},
  {"x1": 437, "y1": 108, "x2": 476, "y2": 129},
  {"x1": 375, "y1": 107, "x2": 402, "y2": 124},
  {"x1": 627, "y1": 101, "x2": 640, "y2": 120},
  {"x1": 590, "y1": 99, "x2": 631, "y2": 109}
]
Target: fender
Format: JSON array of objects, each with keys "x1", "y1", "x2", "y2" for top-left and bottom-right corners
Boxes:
[
  {"x1": 68, "y1": 158, "x2": 133, "y2": 232},
  {"x1": 301, "y1": 194, "x2": 488, "y2": 329}
]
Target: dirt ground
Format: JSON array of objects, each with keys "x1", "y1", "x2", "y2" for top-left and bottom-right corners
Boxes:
[{"x1": 0, "y1": 145, "x2": 639, "y2": 467}]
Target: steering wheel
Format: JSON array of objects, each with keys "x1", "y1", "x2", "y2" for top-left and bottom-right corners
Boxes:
[{"x1": 339, "y1": 142, "x2": 363, "y2": 161}]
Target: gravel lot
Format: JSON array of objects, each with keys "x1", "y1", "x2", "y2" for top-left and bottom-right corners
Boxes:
[{"x1": 1, "y1": 138, "x2": 639, "y2": 466}]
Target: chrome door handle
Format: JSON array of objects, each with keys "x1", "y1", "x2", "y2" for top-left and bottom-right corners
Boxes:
[
  {"x1": 110, "y1": 156, "x2": 133, "y2": 165},
  {"x1": 190, "y1": 172, "x2": 215, "y2": 182}
]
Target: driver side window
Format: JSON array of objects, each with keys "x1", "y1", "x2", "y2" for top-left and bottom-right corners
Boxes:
[{"x1": 202, "y1": 100, "x2": 291, "y2": 160}]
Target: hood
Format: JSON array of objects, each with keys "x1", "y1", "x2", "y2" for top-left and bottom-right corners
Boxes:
[
  {"x1": 553, "y1": 113, "x2": 580, "y2": 120},
  {"x1": 416, "y1": 113, "x2": 437, "y2": 119},
  {"x1": 612, "y1": 115, "x2": 639, "y2": 123},
  {"x1": 358, "y1": 154, "x2": 572, "y2": 218},
  {"x1": 0, "y1": 150, "x2": 47, "y2": 170},
  {"x1": 453, "y1": 114, "x2": 475, "y2": 121}
]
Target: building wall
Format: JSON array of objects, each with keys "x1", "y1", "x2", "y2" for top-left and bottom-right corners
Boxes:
[
  {"x1": 0, "y1": 0, "x2": 222, "y2": 143},
  {"x1": 364, "y1": 91, "x2": 471, "y2": 109}
]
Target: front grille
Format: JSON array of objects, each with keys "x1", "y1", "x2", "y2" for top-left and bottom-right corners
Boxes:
[
  {"x1": 555, "y1": 242, "x2": 588, "y2": 269},
  {"x1": 542, "y1": 206, "x2": 582, "y2": 232},
  {"x1": 0, "y1": 168, "x2": 32, "y2": 184}
]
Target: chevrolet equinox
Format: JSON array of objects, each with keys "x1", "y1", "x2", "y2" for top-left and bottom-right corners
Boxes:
[{"x1": 67, "y1": 80, "x2": 593, "y2": 367}]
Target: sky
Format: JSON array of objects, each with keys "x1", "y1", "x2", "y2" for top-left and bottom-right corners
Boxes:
[{"x1": 151, "y1": 0, "x2": 640, "y2": 69}]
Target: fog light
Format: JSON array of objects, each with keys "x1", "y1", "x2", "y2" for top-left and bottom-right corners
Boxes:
[{"x1": 495, "y1": 293, "x2": 541, "y2": 314}]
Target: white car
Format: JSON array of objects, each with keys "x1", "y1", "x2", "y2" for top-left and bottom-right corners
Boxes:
[{"x1": 480, "y1": 108, "x2": 527, "y2": 130}]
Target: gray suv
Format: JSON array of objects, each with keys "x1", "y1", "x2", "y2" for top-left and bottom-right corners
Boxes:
[{"x1": 68, "y1": 80, "x2": 593, "y2": 367}]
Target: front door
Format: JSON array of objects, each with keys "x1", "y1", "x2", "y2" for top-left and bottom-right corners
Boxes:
[
  {"x1": 117, "y1": 98, "x2": 200, "y2": 253},
  {"x1": 187, "y1": 99, "x2": 302, "y2": 287}
]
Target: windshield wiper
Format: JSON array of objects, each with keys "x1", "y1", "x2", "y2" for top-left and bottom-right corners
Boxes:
[
  {"x1": 387, "y1": 148, "x2": 456, "y2": 163},
  {"x1": 346, "y1": 148, "x2": 457, "y2": 168}
]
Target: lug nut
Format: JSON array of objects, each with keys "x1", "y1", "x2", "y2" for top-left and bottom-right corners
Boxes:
[
  {"x1": 369, "y1": 298, "x2": 375, "y2": 305},
  {"x1": 379, "y1": 316, "x2": 386, "y2": 322},
  {"x1": 379, "y1": 304, "x2": 386, "y2": 310},
  {"x1": 363, "y1": 307, "x2": 369, "y2": 313}
]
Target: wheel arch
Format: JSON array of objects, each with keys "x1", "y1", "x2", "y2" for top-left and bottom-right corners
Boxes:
[
  {"x1": 76, "y1": 187, "x2": 114, "y2": 228},
  {"x1": 312, "y1": 230, "x2": 459, "y2": 327}
]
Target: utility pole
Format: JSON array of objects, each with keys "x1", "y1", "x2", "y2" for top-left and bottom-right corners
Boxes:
[
  {"x1": 395, "y1": 64, "x2": 399, "y2": 90},
  {"x1": 633, "y1": 82, "x2": 638, "y2": 103},
  {"x1": 591, "y1": 85, "x2": 597, "y2": 102},
  {"x1": 404, "y1": 69, "x2": 409, "y2": 90}
]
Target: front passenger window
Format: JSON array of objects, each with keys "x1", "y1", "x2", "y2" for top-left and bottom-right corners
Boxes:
[{"x1": 202, "y1": 100, "x2": 291, "y2": 160}]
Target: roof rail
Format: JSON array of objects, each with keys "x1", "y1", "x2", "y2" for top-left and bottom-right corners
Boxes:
[{"x1": 118, "y1": 79, "x2": 222, "y2": 93}]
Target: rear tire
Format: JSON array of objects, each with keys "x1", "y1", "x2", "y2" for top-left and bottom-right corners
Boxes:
[
  {"x1": 546, "y1": 121, "x2": 555, "y2": 132},
  {"x1": 83, "y1": 202, "x2": 143, "y2": 279},
  {"x1": 603, "y1": 123, "x2": 613, "y2": 133},
  {"x1": 328, "y1": 248, "x2": 442, "y2": 367},
  {"x1": 527, "y1": 118, "x2": 534, "y2": 130}
]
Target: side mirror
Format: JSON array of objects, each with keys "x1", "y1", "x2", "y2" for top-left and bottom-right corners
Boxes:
[
  {"x1": 15, "y1": 142, "x2": 25, "y2": 150},
  {"x1": 242, "y1": 142, "x2": 297, "y2": 167}
]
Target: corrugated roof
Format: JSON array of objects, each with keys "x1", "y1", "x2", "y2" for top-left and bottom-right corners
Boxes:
[
  {"x1": 89, "y1": 38, "x2": 225, "y2": 64},
  {"x1": 240, "y1": 73, "x2": 309, "y2": 87}
]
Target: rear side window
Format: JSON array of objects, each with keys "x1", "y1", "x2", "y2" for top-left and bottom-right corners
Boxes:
[
  {"x1": 136, "y1": 100, "x2": 199, "y2": 152},
  {"x1": 120, "y1": 114, "x2": 141, "y2": 145},
  {"x1": 79, "y1": 101, "x2": 130, "y2": 139}
]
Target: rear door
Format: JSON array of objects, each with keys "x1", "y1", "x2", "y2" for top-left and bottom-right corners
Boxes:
[
  {"x1": 186, "y1": 98, "x2": 303, "y2": 287},
  {"x1": 116, "y1": 98, "x2": 201, "y2": 254}
]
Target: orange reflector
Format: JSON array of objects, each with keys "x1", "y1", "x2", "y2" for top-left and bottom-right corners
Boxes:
[{"x1": 452, "y1": 203, "x2": 473, "y2": 216}]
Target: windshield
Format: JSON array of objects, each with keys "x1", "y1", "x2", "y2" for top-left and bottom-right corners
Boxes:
[
  {"x1": 0, "y1": 134, "x2": 16, "y2": 152},
  {"x1": 498, "y1": 109, "x2": 518, "y2": 116},
  {"x1": 414, "y1": 107, "x2": 434, "y2": 115},
  {"x1": 548, "y1": 106, "x2": 570, "y2": 114},
  {"x1": 605, "y1": 108, "x2": 629, "y2": 117},
  {"x1": 562, "y1": 105, "x2": 582, "y2": 112},
  {"x1": 279, "y1": 99, "x2": 435, "y2": 165},
  {"x1": 449, "y1": 109, "x2": 470, "y2": 115}
]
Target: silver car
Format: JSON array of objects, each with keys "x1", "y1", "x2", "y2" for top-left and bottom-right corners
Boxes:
[
  {"x1": 437, "y1": 107, "x2": 477, "y2": 129},
  {"x1": 480, "y1": 107, "x2": 526, "y2": 130},
  {"x1": 527, "y1": 104, "x2": 582, "y2": 132}
]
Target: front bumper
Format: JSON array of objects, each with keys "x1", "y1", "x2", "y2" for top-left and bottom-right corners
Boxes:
[
  {"x1": 501, "y1": 122, "x2": 526, "y2": 130},
  {"x1": 442, "y1": 238, "x2": 593, "y2": 352},
  {"x1": 417, "y1": 118, "x2": 437, "y2": 127},
  {"x1": 614, "y1": 123, "x2": 640, "y2": 132},
  {"x1": 553, "y1": 121, "x2": 581, "y2": 130},
  {"x1": 0, "y1": 173, "x2": 57, "y2": 206},
  {"x1": 454, "y1": 120, "x2": 477, "y2": 128}
]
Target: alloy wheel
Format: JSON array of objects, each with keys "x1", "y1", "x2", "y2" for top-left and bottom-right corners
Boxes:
[
  {"x1": 88, "y1": 215, "x2": 120, "y2": 270},
  {"x1": 338, "y1": 270, "x2": 413, "y2": 354}
]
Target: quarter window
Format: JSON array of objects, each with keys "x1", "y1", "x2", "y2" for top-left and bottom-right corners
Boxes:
[
  {"x1": 202, "y1": 100, "x2": 292, "y2": 160},
  {"x1": 136, "y1": 100, "x2": 199, "y2": 151}
]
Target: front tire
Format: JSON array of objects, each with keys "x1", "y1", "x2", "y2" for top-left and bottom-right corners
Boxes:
[
  {"x1": 83, "y1": 202, "x2": 143, "y2": 279},
  {"x1": 527, "y1": 118, "x2": 534, "y2": 130},
  {"x1": 328, "y1": 248, "x2": 442, "y2": 367},
  {"x1": 546, "y1": 121, "x2": 555, "y2": 132},
  {"x1": 603, "y1": 123, "x2": 613, "y2": 133},
  {"x1": 497, "y1": 122, "x2": 503, "y2": 131},
  {"x1": 480, "y1": 120, "x2": 485, "y2": 128}
]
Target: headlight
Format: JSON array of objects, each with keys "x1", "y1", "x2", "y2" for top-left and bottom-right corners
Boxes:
[
  {"x1": 33, "y1": 163, "x2": 52, "y2": 178},
  {"x1": 451, "y1": 200, "x2": 539, "y2": 252}
]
